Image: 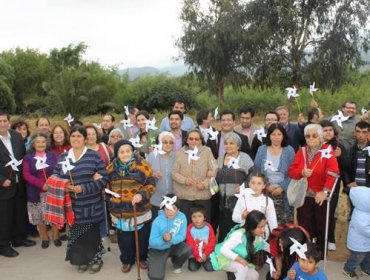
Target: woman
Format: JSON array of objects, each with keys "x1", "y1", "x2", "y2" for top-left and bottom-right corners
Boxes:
[
  {"x1": 36, "y1": 117, "x2": 51, "y2": 134},
  {"x1": 11, "y1": 119, "x2": 31, "y2": 150},
  {"x1": 288, "y1": 124, "x2": 339, "y2": 255},
  {"x1": 52, "y1": 125, "x2": 109, "y2": 273},
  {"x1": 215, "y1": 132, "x2": 254, "y2": 242},
  {"x1": 108, "y1": 128, "x2": 124, "y2": 152},
  {"x1": 50, "y1": 125, "x2": 71, "y2": 158},
  {"x1": 23, "y1": 132, "x2": 58, "y2": 248},
  {"x1": 106, "y1": 140, "x2": 156, "y2": 273},
  {"x1": 147, "y1": 131, "x2": 176, "y2": 218},
  {"x1": 254, "y1": 124, "x2": 295, "y2": 225},
  {"x1": 135, "y1": 110, "x2": 159, "y2": 156},
  {"x1": 172, "y1": 129, "x2": 216, "y2": 223},
  {"x1": 85, "y1": 125, "x2": 112, "y2": 167}
]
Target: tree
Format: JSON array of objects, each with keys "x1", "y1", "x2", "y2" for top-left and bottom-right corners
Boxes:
[
  {"x1": 49, "y1": 42, "x2": 88, "y2": 71},
  {"x1": 0, "y1": 58, "x2": 16, "y2": 112}
]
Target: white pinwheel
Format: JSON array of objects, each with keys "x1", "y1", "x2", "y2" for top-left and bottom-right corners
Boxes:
[
  {"x1": 64, "y1": 113, "x2": 74, "y2": 126},
  {"x1": 227, "y1": 156, "x2": 240, "y2": 169},
  {"x1": 264, "y1": 160, "x2": 277, "y2": 172},
  {"x1": 206, "y1": 128, "x2": 219, "y2": 141},
  {"x1": 214, "y1": 107, "x2": 219, "y2": 120},
  {"x1": 160, "y1": 195, "x2": 177, "y2": 211},
  {"x1": 289, "y1": 237, "x2": 307, "y2": 259},
  {"x1": 286, "y1": 86, "x2": 299, "y2": 99},
  {"x1": 120, "y1": 119, "x2": 133, "y2": 129},
  {"x1": 5, "y1": 156, "x2": 22, "y2": 172},
  {"x1": 363, "y1": 146, "x2": 370, "y2": 157},
  {"x1": 309, "y1": 82, "x2": 318, "y2": 97},
  {"x1": 129, "y1": 135, "x2": 143, "y2": 148},
  {"x1": 34, "y1": 156, "x2": 49, "y2": 170},
  {"x1": 59, "y1": 156, "x2": 75, "y2": 174},
  {"x1": 145, "y1": 117, "x2": 158, "y2": 131},
  {"x1": 185, "y1": 146, "x2": 200, "y2": 164},
  {"x1": 124, "y1": 105, "x2": 130, "y2": 117},
  {"x1": 319, "y1": 145, "x2": 333, "y2": 159},
  {"x1": 152, "y1": 143, "x2": 166, "y2": 157},
  {"x1": 361, "y1": 108, "x2": 368, "y2": 116},
  {"x1": 234, "y1": 183, "x2": 255, "y2": 199},
  {"x1": 254, "y1": 127, "x2": 267, "y2": 142},
  {"x1": 266, "y1": 256, "x2": 276, "y2": 277},
  {"x1": 330, "y1": 110, "x2": 349, "y2": 129}
]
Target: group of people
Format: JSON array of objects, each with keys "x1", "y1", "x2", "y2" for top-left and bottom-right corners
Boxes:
[{"x1": 0, "y1": 98, "x2": 369, "y2": 280}]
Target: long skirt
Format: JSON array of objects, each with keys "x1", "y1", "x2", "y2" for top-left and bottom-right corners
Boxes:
[{"x1": 66, "y1": 222, "x2": 104, "y2": 265}]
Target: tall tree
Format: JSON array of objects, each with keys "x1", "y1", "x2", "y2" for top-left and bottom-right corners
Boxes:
[
  {"x1": 49, "y1": 42, "x2": 88, "y2": 71},
  {"x1": 0, "y1": 58, "x2": 16, "y2": 112}
]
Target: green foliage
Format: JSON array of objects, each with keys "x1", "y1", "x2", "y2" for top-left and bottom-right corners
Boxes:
[
  {"x1": 49, "y1": 42, "x2": 88, "y2": 71},
  {"x1": 0, "y1": 58, "x2": 16, "y2": 112}
]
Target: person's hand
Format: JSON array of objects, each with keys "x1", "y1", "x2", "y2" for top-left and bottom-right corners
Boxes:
[
  {"x1": 347, "y1": 182, "x2": 358, "y2": 188},
  {"x1": 334, "y1": 146, "x2": 342, "y2": 157},
  {"x1": 163, "y1": 232, "x2": 172, "y2": 242},
  {"x1": 93, "y1": 172, "x2": 103, "y2": 181},
  {"x1": 185, "y1": 178, "x2": 193, "y2": 186},
  {"x1": 234, "y1": 185, "x2": 240, "y2": 194},
  {"x1": 195, "y1": 181, "x2": 205, "y2": 190},
  {"x1": 235, "y1": 256, "x2": 248, "y2": 267},
  {"x1": 315, "y1": 191, "x2": 327, "y2": 206},
  {"x1": 302, "y1": 168, "x2": 313, "y2": 178},
  {"x1": 132, "y1": 194, "x2": 142, "y2": 205},
  {"x1": 155, "y1": 170, "x2": 162, "y2": 179},
  {"x1": 242, "y1": 209, "x2": 249, "y2": 219},
  {"x1": 42, "y1": 183, "x2": 48, "y2": 191},
  {"x1": 2, "y1": 179, "x2": 11, "y2": 187},
  {"x1": 287, "y1": 269, "x2": 296, "y2": 280},
  {"x1": 297, "y1": 113, "x2": 305, "y2": 126},
  {"x1": 271, "y1": 186, "x2": 284, "y2": 197}
]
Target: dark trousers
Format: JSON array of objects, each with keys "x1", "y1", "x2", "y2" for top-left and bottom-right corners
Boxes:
[
  {"x1": 179, "y1": 199, "x2": 211, "y2": 225},
  {"x1": 117, "y1": 221, "x2": 151, "y2": 265},
  {"x1": 297, "y1": 196, "x2": 327, "y2": 256},
  {"x1": 0, "y1": 191, "x2": 28, "y2": 248},
  {"x1": 344, "y1": 250, "x2": 370, "y2": 273},
  {"x1": 188, "y1": 257, "x2": 213, "y2": 272},
  {"x1": 148, "y1": 242, "x2": 192, "y2": 280},
  {"x1": 328, "y1": 179, "x2": 341, "y2": 243},
  {"x1": 218, "y1": 208, "x2": 237, "y2": 243},
  {"x1": 210, "y1": 193, "x2": 220, "y2": 233}
]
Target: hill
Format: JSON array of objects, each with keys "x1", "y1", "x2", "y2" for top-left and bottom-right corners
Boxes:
[{"x1": 119, "y1": 65, "x2": 188, "y2": 80}]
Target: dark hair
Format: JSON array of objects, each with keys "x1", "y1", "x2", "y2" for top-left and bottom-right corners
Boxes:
[
  {"x1": 168, "y1": 110, "x2": 184, "y2": 121},
  {"x1": 342, "y1": 100, "x2": 357, "y2": 108},
  {"x1": 190, "y1": 204, "x2": 206, "y2": 218},
  {"x1": 243, "y1": 210, "x2": 266, "y2": 263},
  {"x1": 70, "y1": 125, "x2": 87, "y2": 139},
  {"x1": 320, "y1": 120, "x2": 338, "y2": 137},
  {"x1": 29, "y1": 132, "x2": 50, "y2": 153},
  {"x1": 307, "y1": 108, "x2": 320, "y2": 122},
  {"x1": 136, "y1": 110, "x2": 150, "y2": 120},
  {"x1": 265, "y1": 123, "x2": 288, "y2": 147},
  {"x1": 11, "y1": 119, "x2": 30, "y2": 138},
  {"x1": 304, "y1": 242, "x2": 322, "y2": 262},
  {"x1": 355, "y1": 120, "x2": 370, "y2": 130},
  {"x1": 124, "y1": 106, "x2": 138, "y2": 120},
  {"x1": 173, "y1": 99, "x2": 186, "y2": 109},
  {"x1": 220, "y1": 109, "x2": 235, "y2": 121},
  {"x1": 104, "y1": 113, "x2": 115, "y2": 122},
  {"x1": 50, "y1": 125, "x2": 70, "y2": 148},
  {"x1": 264, "y1": 111, "x2": 280, "y2": 122},
  {"x1": 36, "y1": 117, "x2": 50, "y2": 127},
  {"x1": 0, "y1": 109, "x2": 10, "y2": 120},
  {"x1": 240, "y1": 106, "x2": 255, "y2": 118},
  {"x1": 71, "y1": 119, "x2": 84, "y2": 127},
  {"x1": 196, "y1": 109, "x2": 210, "y2": 125},
  {"x1": 248, "y1": 171, "x2": 268, "y2": 195},
  {"x1": 184, "y1": 129, "x2": 206, "y2": 146},
  {"x1": 162, "y1": 193, "x2": 180, "y2": 209},
  {"x1": 84, "y1": 125, "x2": 100, "y2": 143}
]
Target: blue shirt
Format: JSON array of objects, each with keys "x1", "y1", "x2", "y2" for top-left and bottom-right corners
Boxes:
[
  {"x1": 283, "y1": 262, "x2": 327, "y2": 280},
  {"x1": 190, "y1": 224, "x2": 210, "y2": 243}
]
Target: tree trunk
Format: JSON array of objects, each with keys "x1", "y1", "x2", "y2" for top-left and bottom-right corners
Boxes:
[{"x1": 217, "y1": 77, "x2": 225, "y2": 103}]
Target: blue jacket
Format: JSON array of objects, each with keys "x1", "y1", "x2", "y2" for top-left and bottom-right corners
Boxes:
[
  {"x1": 347, "y1": 187, "x2": 370, "y2": 252},
  {"x1": 149, "y1": 209, "x2": 187, "y2": 250}
]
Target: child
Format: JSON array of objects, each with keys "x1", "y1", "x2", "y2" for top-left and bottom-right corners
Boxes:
[
  {"x1": 186, "y1": 205, "x2": 216, "y2": 272},
  {"x1": 343, "y1": 187, "x2": 370, "y2": 279},
  {"x1": 285, "y1": 242, "x2": 327, "y2": 280},
  {"x1": 147, "y1": 194, "x2": 192, "y2": 280},
  {"x1": 210, "y1": 210, "x2": 268, "y2": 280},
  {"x1": 232, "y1": 172, "x2": 278, "y2": 239}
]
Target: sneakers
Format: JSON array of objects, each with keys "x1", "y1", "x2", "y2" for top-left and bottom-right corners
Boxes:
[
  {"x1": 173, "y1": 268, "x2": 182, "y2": 274},
  {"x1": 343, "y1": 269, "x2": 359, "y2": 279},
  {"x1": 328, "y1": 242, "x2": 336, "y2": 251}
]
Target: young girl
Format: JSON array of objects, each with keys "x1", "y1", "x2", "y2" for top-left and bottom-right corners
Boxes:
[
  {"x1": 210, "y1": 210, "x2": 268, "y2": 280},
  {"x1": 232, "y1": 172, "x2": 278, "y2": 239}
]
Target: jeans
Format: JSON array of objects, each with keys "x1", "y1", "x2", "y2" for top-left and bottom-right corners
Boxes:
[
  {"x1": 188, "y1": 257, "x2": 213, "y2": 272},
  {"x1": 344, "y1": 250, "x2": 370, "y2": 273}
]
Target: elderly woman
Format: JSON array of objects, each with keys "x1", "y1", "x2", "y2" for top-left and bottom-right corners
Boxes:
[
  {"x1": 254, "y1": 124, "x2": 295, "y2": 225},
  {"x1": 23, "y1": 132, "x2": 58, "y2": 248},
  {"x1": 52, "y1": 125, "x2": 109, "y2": 273},
  {"x1": 106, "y1": 140, "x2": 156, "y2": 273},
  {"x1": 108, "y1": 128, "x2": 124, "y2": 153},
  {"x1": 215, "y1": 132, "x2": 254, "y2": 242},
  {"x1": 172, "y1": 129, "x2": 216, "y2": 223},
  {"x1": 50, "y1": 125, "x2": 71, "y2": 159},
  {"x1": 135, "y1": 110, "x2": 159, "y2": 157},
  {"x1": 288, "y1": 124, "x2": 339, "y2": 255},
  {"x1": 147, "y1": 131, "x2": 176, "y2": 218},
  {"x1": 11, "y1": 119, "x2": 31, "y2": 150}
]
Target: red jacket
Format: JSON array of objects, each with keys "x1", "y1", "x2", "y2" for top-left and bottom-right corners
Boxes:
[
  {"x1": 288, "y1": 144, "x2": 339, "y2": 193},
  {"x1": 186, "y1": 222, "x2": 216, "y2": 261}
]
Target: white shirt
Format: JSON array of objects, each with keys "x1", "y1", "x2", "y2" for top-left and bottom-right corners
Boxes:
[{"x1": 0, "y1": 131, "x2": 15, "y2": 157}]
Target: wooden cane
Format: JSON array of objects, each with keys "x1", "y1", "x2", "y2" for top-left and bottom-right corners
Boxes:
[{"x1": 133, "y1": 203, "x2": 141, "y2": 280}]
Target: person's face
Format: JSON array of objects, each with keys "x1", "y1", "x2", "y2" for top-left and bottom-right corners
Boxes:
[
  {"x1": 33, "y1": 136, "x2": 47, "y2": 153},
  {"x1": 240, "y1": 112, "x2": 253, "y2": 129},
  {"x1": 342, "y1": 102, "x2": 356, "y2": 118},
  {"x1": 161, "y1": 136, "x2": 174, "y2": 153},
  {"x1": 0, "y1": 115, "x2": 10, "y2": 135},
  {"x1": 253, "y1": 219, "x2": 267, "y2": 237},
  {"x1": 298, "y1": 257, "x2": 318, "y2": 275},
  {"x1": 15, "y1": 124, "x2": 28, "y2": 140},
  {"x1": 322, "y1": 126, "x2": 335, "y2": 142},
  {"x1": 187, "y1": 131, "x2": 201, "y2": 149},
  {"x1": 225, "y1": 139, "x2": 239, "y2": 155},
  {"x1": 136, "y1": 114, "x2": 148, "y2": 130},
  {"x1": 270, "y1": 129, "x2": 284, "y2": 146},
  {"x1": 249, "y1": 176, "x2": 266, "y2": 196},
  {"x1": 264, "y1": 114, "x2": 278, "y2": 129},
  {"x1": 117, "y1": 144, "x2": 133, "y2": 163},
  {"x1": 355, "y1": 127, "x2": 369, "y2": 144},
  {"x1": 277, "y1": 109, "x2": 289, "y2": 125},
  {"x1": 191, "y1": 211, "x2": 205, "y2": 228},
  {"x1": 128, "y1": 112, "x2": 137, "y2": 124},
  {"x1": 70, "y1": 131, "x2": 86, "y2": 149},
  {"x1": 173, "y1": 102, "x2": 185, "y2": 113},
  {"x1": 220, "y1": 114, "x2": 234, "y2": 132},
  {"x1": 53, "y1": 127, "x2": 65, "y2": 144},
  {"x1": 86, "y1": 128, "x2": 98, "y2": 145},
  {"x1": 202, "y1": 113, "x2": 213, "y2": 128},
  {"x1": 109, "y1": 132, "x2": 123, "y2": 145},
  {"x1": 164, "y1": 205, "x2": 179, "y2": 219},
  {"x1": 37, "y1": 118, "x2": 50, "y2": 133},
  {"x1": 305, "y1": 129, "x2": 321, "y2": 149},
  {"x1": 169, "y1": 114, "x2": 182, "y2": 130},
  {"x1": 102, "y1": 115, "x2": 114, "y2": 130}
]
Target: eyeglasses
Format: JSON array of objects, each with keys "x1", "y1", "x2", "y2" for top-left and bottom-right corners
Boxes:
[
  {"x1": 162, "y1": 141, "x2": 174, "y2": 144},
  {"x1": 344, "y1": 106, "x2": 356, "y2": 110},
  {"x1": 188, "y1": 137, "x2": 200, "y2": 141},
  {"x1": 305, "y1": 134, "x2": 319, "y2": 139}
]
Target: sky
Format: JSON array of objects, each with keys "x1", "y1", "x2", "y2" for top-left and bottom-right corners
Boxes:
[{"x1": 0, "y1": 0, "x2": 187, "y2": 68}]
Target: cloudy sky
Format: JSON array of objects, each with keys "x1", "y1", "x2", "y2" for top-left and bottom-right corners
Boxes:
[{"x1": 0, "y1": 0, "x2": 187, "y2": 68}]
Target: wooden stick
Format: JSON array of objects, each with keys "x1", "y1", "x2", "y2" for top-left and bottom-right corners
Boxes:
[
  {"x1": 68, "y1": 170, "x2": 77, "y2": 198},
  {"x1": 133, "y1": 203, "x2": 141, "y2": 280}
]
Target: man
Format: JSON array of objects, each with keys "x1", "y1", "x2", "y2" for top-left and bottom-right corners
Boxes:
[
  {"x1": 118, "y1": 106, "x2": 139, "y2": 139},
  {"x1": 276, "y1": 106, "x2": 304, "y2": 152},
  {"x1": 196, "y1": 109, "x2": 218, "y2": 159},
  {"x1": 159, "y1": 100, "x2": 195, "y2": 132},
  {"x1": 100, "y1": 113, "x2": 116, "y2": 144},
  {"x1": 234, "y1": 106, "x2": 257, "y2": 147},
  {"x1": 0, "y1": 110, "x2": 36, "y2": 258},
  {"x1": 168, "y1": 111, "x2": 187, "y2": 152}
]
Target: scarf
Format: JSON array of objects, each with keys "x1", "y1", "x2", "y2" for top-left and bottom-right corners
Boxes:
[{"x1": 115, "y1": 157, "x2": 135, "y2": 175}]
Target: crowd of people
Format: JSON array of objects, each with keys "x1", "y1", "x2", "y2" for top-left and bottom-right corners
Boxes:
[{"x1": 0, "y1": 98, "x2": 369, "y2": 280}]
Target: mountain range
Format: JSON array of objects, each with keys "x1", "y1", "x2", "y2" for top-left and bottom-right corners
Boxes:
[{"x1": 119, "y1": 65, "x2": 188, "y2": 80}]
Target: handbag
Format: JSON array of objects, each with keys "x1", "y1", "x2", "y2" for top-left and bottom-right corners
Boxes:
[{"x1": 287, "y1": 147, "x2": 308, "y2": 208}]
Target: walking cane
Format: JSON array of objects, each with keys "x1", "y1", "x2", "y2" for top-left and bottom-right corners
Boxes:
[
  {"x1": 324, "y1": 171, "x2": 340, "y2": 273},
  {"x1": 133, "y1": 203, "x2": 141, "y2": 280},
  {"x1": 102, "y1": 193, "x2": 111, "y2": 252}
]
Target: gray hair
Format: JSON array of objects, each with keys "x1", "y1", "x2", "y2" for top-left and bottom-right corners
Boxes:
[
  {"x1": 29, "y1": 132, "x2": 50, "y2": 152},
  {"x1": 108, "y1": 128, "x2": 124, "y2": 144},
  {"x1": 158, "y1": 131, "x2": 175, "y2": 142},
  {"x1": 224, "y1": 132, "x2": 242, "y2": 148},
  {"x1": 304, "y1": 124, "x2": 324, "y2": 142}
]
